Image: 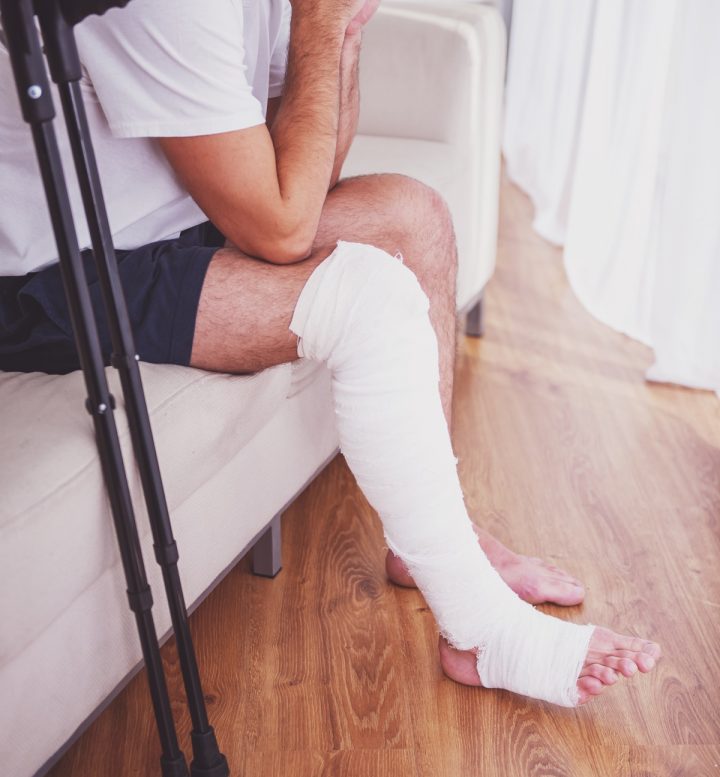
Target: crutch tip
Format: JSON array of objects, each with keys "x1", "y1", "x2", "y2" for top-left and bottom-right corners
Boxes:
[
  {"x1": 190, "y1": 755, "x2": 230, "y2": 777},
  {"x1": 160, "y1": 752, "x2": 190, "y2": 777},
  {"x1": 190, "y1": 727, "x2": 230, "y2": 777}
]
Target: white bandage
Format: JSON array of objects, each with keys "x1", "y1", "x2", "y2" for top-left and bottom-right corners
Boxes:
[{"x1": 290, "y1": 241, "x2": 594, "y2": 707}]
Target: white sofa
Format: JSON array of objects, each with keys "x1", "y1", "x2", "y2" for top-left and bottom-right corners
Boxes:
[{"x1": 0, "y1": 4, "x2": 505, "y2": 775}]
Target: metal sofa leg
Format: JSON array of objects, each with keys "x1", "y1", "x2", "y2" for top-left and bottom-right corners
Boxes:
[
  {"x1": 465, "y1": 297, "x2": 484, "y2": 337},
  {"x1": 252, "y1": 513, "x2": 283, "y2": 578}
]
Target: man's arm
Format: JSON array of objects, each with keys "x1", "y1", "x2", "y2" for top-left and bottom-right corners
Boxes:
[
  {"x1": 268, "y1": 17, "x2": 374, "y2": 190},
  {"x1": 329, "y1": 33, "x2": 361, "y2": 189},
  {"x1": 159, "y1": 5, "x2": 356, "y2": 265}
]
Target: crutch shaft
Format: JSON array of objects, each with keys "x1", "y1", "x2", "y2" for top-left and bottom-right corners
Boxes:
[
  {"x1": 33, "y1": 115, "x2": 189, "y2": 777},
  {"x1": 36, "y1": 3, "x2": 228, "y2": 774},
  {"x1": 1, "y1": 2, "x2": 189, "y2": 773}
]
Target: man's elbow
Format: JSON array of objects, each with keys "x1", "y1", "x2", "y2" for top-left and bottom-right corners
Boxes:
[
  {"x1": 236, "y1": 218, "x2": 316, "y2": 265},
  {"x1": 263, "y1": 233, "x2": 314, "y2": 264}
]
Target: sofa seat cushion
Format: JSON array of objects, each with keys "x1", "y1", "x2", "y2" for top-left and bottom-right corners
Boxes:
[{"x1": 0, "y1": 360, "x2": 296, "y2": 665}]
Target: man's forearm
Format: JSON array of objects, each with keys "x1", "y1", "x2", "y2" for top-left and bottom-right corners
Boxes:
[
  {"x1": 330, "y1": 33, "x2": 362, "y2": 189},
  {"x1": 159, "y1": 2, "x2": 374, "y2": 264},
  {"x1": 270, "y1": 13, "x2": 346, "y2": 256}
]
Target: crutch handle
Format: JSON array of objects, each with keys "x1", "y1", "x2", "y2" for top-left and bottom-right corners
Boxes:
[
  {"x1": 34, "y1": 0, "x2": 133, "y2": 85},
  {"x1": 1, "y1": 0, "x2": 55, "y2": 123},
  {"x1": 1, "y1": 0, "x2": 131, "y2": 120},
  {"x1": 35, "y1": 0, "x2": 82, "y2": 82}
]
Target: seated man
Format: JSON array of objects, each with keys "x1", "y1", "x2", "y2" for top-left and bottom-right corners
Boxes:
[{"x1": 0, "y1": 0, "x2": 659, "y2": 707}]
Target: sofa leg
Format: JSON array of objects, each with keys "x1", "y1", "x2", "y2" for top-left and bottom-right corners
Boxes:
[
  {"x1": 465, "y1": 297, "x2": 484, "y2": 337},
  {"x1": 252, "y1": 513, "x2": 283, "y2": 578}
]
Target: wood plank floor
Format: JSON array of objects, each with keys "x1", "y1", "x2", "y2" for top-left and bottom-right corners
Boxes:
[{"x1": 49, "y1": 177, "x2": 720, "y2": 777}]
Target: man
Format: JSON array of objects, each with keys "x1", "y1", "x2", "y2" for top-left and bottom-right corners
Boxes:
[{"x1": 0, "y1": 0, "x2": 658, "y2": 706}]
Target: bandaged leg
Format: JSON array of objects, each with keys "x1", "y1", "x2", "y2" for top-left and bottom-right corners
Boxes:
[{"x1": 290, "y1": 241, "x2": 595, "y2": 707}]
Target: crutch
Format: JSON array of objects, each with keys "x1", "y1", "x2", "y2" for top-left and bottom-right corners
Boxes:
[{"x1": 0, "y1": 1, "x2": 230, "y2": 774}]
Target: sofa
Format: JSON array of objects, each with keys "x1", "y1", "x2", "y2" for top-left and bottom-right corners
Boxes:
[{"x1": 0, "y1": 4, "x2": 506, "y2": 775}]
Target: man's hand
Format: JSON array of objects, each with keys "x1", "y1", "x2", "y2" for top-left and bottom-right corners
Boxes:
[
  {"x1": 346, "y1": 0, "x2": 381, "y2": 38},
  {"x1": 328, "y1": 0, "x2": 378, "y2": 187}
]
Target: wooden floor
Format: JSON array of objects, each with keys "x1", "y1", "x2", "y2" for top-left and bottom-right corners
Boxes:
[{"x1": 49, "y1": 178, "x2": 720, "y2": 777}]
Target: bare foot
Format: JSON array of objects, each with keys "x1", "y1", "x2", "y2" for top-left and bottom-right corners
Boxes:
[
  {"x1": 386, "y1": 525, "x2": 585, "y2": 606},
  {"x1": 438, "y1": 627, "x2": 661, "y2": 705}
]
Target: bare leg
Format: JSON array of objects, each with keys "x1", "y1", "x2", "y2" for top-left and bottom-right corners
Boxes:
[
  {"x1": 314, "y1": 174, "x2": 457, "y2": 422},
  {"x1": 314, "y1": 175, "x2": 584, "y2": 606},
  {"x1": 190, "y1": 244, "x2": 335, "y2": 373},
  {"x1": 191, "y1": 174, "x2": 455, "y2": 380}
]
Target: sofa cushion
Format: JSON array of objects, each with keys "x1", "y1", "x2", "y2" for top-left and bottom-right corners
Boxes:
[{"x1": 0, "y1": 361, "x2": 294, "y2": 664}]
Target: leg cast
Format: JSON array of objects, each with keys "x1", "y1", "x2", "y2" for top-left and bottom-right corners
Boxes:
[{"x1": 289, "y1": 240, "x2": 655, "y2": 707}]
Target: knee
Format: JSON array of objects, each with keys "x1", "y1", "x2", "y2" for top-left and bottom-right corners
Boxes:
[
  {"x1": 377, "y1": 175, "x2": 453, "y2": 234},
  {"x1": 372, "y1": 174, "x2": 457, "y2": 281},
  {"x1": 292, "y1": 241, "x2": 431, "y2": 364},
  {"x1": 344, "y1": 241, "x2": 431, "y2": 318}
]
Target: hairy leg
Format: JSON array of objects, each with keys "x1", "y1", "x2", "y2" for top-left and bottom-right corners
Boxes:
[
  {"x1": 315, "y1": 174, "x2": 584, "y2": 606},
  {"x1": 315, "y1": 174, "x2": 458, "y2": 422},
  {"x1": 191, "y1": 173, "x2": 455, "y2": 379},
  {"x1": 190, "y1": 244, "x2": 335, "y2": 373}
]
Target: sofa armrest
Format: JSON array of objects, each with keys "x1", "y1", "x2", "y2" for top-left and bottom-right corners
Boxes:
[
  {"x1": 358, "y1": 2, "x2": 501, "y2": 145},
  {"x1": 354, "y1": 1, "x2": 507, "y2": 309}
]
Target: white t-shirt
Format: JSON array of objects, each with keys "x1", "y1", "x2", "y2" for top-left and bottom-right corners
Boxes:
[{"x1": 0, "y1": 0, "x2": 290, "y2": 276}]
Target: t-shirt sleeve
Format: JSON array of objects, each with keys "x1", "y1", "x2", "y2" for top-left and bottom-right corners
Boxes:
[
  {"x1": 268, "y1": 0, "x2": 292, "y2": 99},
  {"x1": 76, "y1": 0, "x2": 265, "y2": 138}
]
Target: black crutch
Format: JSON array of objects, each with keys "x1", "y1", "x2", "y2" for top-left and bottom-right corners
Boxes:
[{"x1": 0, "y1": 2, "x2": 230, "y2": 775}]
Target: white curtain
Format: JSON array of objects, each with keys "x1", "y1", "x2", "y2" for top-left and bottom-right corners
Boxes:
[{"x1": 503, "y1": 0, "x2": 720, "y2": 394}]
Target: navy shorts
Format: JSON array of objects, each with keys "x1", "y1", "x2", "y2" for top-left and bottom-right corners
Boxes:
[{"x1": 0, "y1": 222, "x2": 224, "y2": 375}]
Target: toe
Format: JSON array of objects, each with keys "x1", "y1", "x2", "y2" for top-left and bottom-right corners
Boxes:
[
  {"x1": 611, "y1": 649, "x2": 656, "y2": 674},
  {"x1": 603, "y1": 655, "x2": 639, "y2": 677},
  {"x1": 580, "y1": 663, "x2": 618, "y2": 686},
  {"x1": 577, "y1": 676, "x2": 605, "y2": 702},
  {"x1": 544, "y1": 578, "x2": 585, "y2": 606},
  {"x1": 635, "y1": 652, "x2": 657, "y2": 673},
  {"x1": 614, "y1": 633, "x2": 658, "y2": 656}
]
